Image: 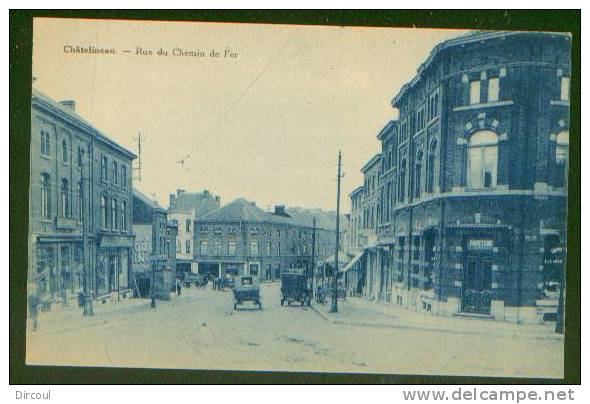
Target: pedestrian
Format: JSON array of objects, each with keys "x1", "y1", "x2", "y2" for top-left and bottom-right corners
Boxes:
[
  {"x1": 27, "y1": 285, "x2": 40, "y2": 332},
  {"x1": 176, "y1": 279, "x2": 182, "y2": 296}
]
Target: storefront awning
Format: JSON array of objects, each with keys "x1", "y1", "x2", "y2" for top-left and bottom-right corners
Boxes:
[{"x1": 339, "y1": 250, "x2": 365, "y2": 273}]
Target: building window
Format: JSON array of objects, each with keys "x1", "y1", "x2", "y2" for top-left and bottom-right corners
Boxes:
[
  {"x1": 101, "y1": 156, "x2": 108, "y2": 182},
  {"x1": 487, "y1": 77, "x2": 500, "y2": 102},
  {"x1": 77, "y1": 146, "x2": 84, "y2": 168},
  {"x1": 250, "y1": 241, "x2": 259, "y2": 256},
  {"x1": 101, "y1": 195, "x2": 108, "y2": 228},
  {"x1": 467, "y1": 130, "x2": 498, "y2": 189},
  {"x1": 277, "y1": 241, "x2": 281, "y2": 255},
  {"x1": 121, "y1": 165, "x2": 127, "y2": 188},
  {"x1": 555, "y1": 130, "x2": 569, "y2": 188},
  {"x1": 560, "y1": 76, "x2": 570, "y2": 101},
  {"x1": 111, "y1": 198, "x2": 118, "y2": 229},
  {"x1": 186, "y1": 219, "x2": 191, "y2": 233},
  {"x1": 414, "y1": 149, "x2": 423, "y2": 199},
  {"x1": 214, "y1": 241, "x2": 222, "y2": 255},
  {"x1": 426, "y1": 140, "x2": 437, "y2": 194},
  {"x1": 77, "y1": 182, "x2": 83, "y2": 222},
  {"x1": 61, "y1": 139, "x2": 68, "y2": 163},
  {"x1": 398, "y1": 157, "x2": 407, "y2": 202},
  {"x1": 198, "y1": 241, "x2": 206, "y2": 255},
  {"x1": 40, "y1": 173, "x2": 51, "y2": 219},
  {"x1": 60, "y1": 178, "x2": 69, "y2": 217},
  {"x1": 176, "y1": 240, "x2": 181, "y2": 253},
  {"x1": 40, "y1": 130, "x2": 50, "y2": 157},
  {"x1": 267, "y1": 241, "x2": 272, "y2": 256},
  {"x1": 121, "y1": 200, "x2": 127, "y2": 230},
  {"x1": 113, "y1": 161, "x2": 118, "y2": 185},
  {"x1": 469, "y1": 80, "x2": 481, "y2": 105},
  {"x1": 228, "y1": 241, "x2": 236, "y2": 255}
]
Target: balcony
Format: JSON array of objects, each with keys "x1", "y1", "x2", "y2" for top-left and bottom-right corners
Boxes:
[{"x1": 56, "y1": 216, "x2": 77, "y2": 230}]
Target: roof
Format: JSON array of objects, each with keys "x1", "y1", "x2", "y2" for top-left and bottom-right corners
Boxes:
[
  {"x1": 391, "y1": 30, "x2": 572, "y2": 107},
  {"x1": 169, "y1": 191, "x2": 220, "y2": 217},
  {"x1": 360, "y1": 153, "x2": 382, "y2": 173},
  {"x1": 284, "y1": 207, "x2": 346, "y2": 231},
  {"x1": 31, "y1": 88, "x2": 137, "y2": 159},
  {"x1": 349, "y1": 186, "x2": 364, "y2": 198},
  {"x1": 133, "y1": 188, "x2": 167, "y2": 213},
  {"x1": 198, "y1": 198, "x2": 271, "y2": 223}
]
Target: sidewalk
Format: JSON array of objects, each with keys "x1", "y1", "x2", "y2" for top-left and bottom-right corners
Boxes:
[
  {"x1": 310, "y1": 296, "x2": 563, "y2": 341},
  {"x1": 26, "y1": 288, "x2": 195, "y2": 337}
]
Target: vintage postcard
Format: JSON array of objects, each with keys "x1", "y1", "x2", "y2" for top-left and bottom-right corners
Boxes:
[{"x1": 26, "y1": 17, "x2": 570, "y2": 378}]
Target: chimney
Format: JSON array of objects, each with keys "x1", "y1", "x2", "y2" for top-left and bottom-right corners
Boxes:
[
  {"x1": 60, "y1": 100, "x2": 76, "y2": 111},
  {"x1": 169, "y1": 193, "x2": 176, "y2": 207},
  {"x1": 177, "y1": 189, "x2": 185, "y2": 197},
  {"x1": 274, "y1": 205, "x2": 286, "y2": 216}
]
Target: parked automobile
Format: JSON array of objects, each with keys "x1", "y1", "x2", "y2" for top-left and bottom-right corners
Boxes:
[
  {"x1": 280, "y1": 272, "x2": 311, "y2": 306},
  {"x1": 232, "y1": 275, "x2": 261, "y2": 310}
]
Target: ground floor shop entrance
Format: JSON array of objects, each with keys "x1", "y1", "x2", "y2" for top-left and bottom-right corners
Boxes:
[{"x1": 461, "y1": 253, "x2": 493, "y2": 315}]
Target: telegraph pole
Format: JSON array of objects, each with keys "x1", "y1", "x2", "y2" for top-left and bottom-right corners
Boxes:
[
  {"x1": 133, "y1": 132, "x2": 143, "y2": 182},
  {"x1": 81, "y1": 144, "x2": 94, "y2": 317},
  {"x1": 330, "y1": 151, "x2": 343, "y2": 313},
  {"x1": 310, "y1": 217, "x2": 316, "y2": 301}
]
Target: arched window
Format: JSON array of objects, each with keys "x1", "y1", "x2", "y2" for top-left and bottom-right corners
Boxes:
[
  {"x1": 426, "y1": 140, "x2": 437, "y2": 194},
  {"x1": 111, "y1": 198, "x2": 118, "y2": 229},
  {"x1": 40, "y1": 130, "x2": 50, "y2": 157},
  {"x1": 398, "y1": 157, "x2": 407, "y2": 202},
  {"x1": 555, "y1": 130, "x2": 569, "y2": 188},
  {"x1": 60, "y1": 178, "x2": 69, "y2": 217},
  {"x1": 40, "y1": 173, "x2": 51, "y2": 219},
  {"x1": 61, "y1": 139, "x2": 68, "y2": 163},
  {"x1": 414, "y1": 149, "x2": 423, "y2": 199},
  {"x1": 101, "y1": 196, "x2": 108, "y2": 229},
  {"x1": 467, "y1": 130, "x2": 498, "y2": 189}
]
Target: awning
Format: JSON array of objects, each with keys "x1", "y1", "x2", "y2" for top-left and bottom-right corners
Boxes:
[{"x1": 339, "y1": 250, "x2": 365, "y2": 273}]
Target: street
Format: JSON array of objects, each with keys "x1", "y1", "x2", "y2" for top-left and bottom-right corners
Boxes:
[{"x1": 26, "y1": 283, "x2": 563, "y2": 378}]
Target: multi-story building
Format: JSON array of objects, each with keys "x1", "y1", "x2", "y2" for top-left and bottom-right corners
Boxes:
[
  {"x1": 193, "y1": 198, "x2": 338, "y2": 281},
  {"x1": 132, "y1": 188, "x2": 177, "y2": 299},
  {"x1": 29, "y1": 89, "x2": 136, "y2": 307},
  {"x1": 350, "y1": 31, "x2": 570, "y2": 323},
  {"x1": 348, "y1": 186, "x2": 364, "y2": 254},
  {"x1": 168, "y1": 189, "x2": 220, "y2": 274}
]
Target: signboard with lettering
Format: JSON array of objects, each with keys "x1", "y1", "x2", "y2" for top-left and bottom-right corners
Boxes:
[{"x1": 467, "y1": 239, "x2": 494, "y2": 250}]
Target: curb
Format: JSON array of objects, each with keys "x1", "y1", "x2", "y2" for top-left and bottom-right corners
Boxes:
[{"x1": 308, "y1": 304, "x2": 564, "y2": 341}]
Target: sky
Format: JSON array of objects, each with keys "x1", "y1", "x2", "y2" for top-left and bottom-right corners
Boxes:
[{"x1": 32, "y1": 18, "x2": 468, "y2": 212}]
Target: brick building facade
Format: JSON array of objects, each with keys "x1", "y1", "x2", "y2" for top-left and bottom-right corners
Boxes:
[
  {"x1": 29, "y1": 89, "x2": 136, "y2": 307},
  {"x1": 348, "y1": 31, "x2": 570, "y2": 323}
]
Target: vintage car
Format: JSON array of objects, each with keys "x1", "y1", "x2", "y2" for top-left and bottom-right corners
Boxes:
[
  {"x1": 232, "y1": 275, "x2": 261, "y2": 310},
  {"x1": 280, "y1": 272, "x2": 311, "y2": 306},
  {"x1": 182, "y1": 273, "x2": 208, "y2": 288}
]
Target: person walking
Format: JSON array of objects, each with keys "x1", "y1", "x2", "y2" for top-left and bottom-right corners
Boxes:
[{"x1": 28, "y1": 285, "x2": 40, "y2": 332}]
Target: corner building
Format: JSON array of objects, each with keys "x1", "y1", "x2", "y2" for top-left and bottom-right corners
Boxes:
[{"x1": 373, "y1": 31, "x2": 570, "y2": 323}]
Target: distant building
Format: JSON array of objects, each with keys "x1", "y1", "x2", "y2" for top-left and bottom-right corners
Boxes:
[
  {"x1": 168, "y1": 189, "x2": 220, "y2": 274},
  {"x1": 29, "y1": 89, "x2": 136, "y2": 308},
  {"x1": 193, "y1": 198, "x2": 339, "y2": 281},
  {"x1": 132, "y1": 188, "x2": 176, "y2": 299}
]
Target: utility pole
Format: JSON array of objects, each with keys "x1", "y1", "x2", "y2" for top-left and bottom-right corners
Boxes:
[
  {"x1": 330, "y1": 151, "x2": 343, "y2": 313},
  {"x1": 133, "y1": 132, "x2": 143, "y2": 182},
  {"x1": 310, "y1": 217, "x2": 316, "y2": 301},
  {"x1": 81, "y1": 144, "x2": 94, "y2": 317}
]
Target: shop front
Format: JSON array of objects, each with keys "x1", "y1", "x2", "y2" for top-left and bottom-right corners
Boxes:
[{"x1": 97, "y1": 234, "x2": 134, "y2": 299}]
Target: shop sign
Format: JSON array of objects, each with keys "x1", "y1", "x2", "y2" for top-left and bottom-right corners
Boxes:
[{"x1": 467, "y1": 239, "x2": 494, "y2": 250}]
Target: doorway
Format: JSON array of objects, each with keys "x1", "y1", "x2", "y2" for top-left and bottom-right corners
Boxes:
[{"x1": 461, "y1": 254, "x2": 492, "y2": 314}]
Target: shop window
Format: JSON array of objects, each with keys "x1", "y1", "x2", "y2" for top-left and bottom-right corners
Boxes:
[
  {"x1": 41, "y1": 173, "x2": 51, "y2": 219},
  {"x1": 467, "y1": 130, "x2": 498, "y2": 189},
  {"x1": 555, "y1": 131, "x2": 569, "y2": 188}
]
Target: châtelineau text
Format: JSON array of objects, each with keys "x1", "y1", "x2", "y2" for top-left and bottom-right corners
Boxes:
[{"x1": 63, "y1": 45, "x2": 239, "y2": 58}]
